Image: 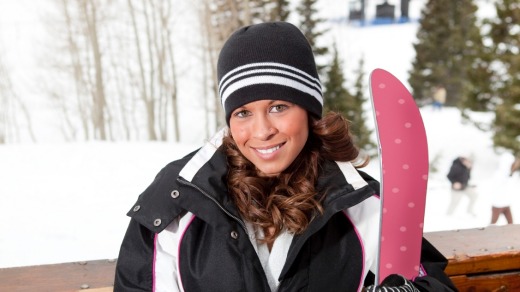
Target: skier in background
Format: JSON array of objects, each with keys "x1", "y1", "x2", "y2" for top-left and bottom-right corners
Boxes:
[
  {"x1": 446, "y1": 156, "x2": 477, "y2": 216},
  {"x1": 490, "y1": 154, "x2": 519, "y2": 225}
]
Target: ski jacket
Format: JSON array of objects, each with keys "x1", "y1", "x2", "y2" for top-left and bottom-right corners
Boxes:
[
  {"x1": 447, "y1": 158, "x2": 471, "y2": 189},
  {"x1": 114, "y1": 132, "x2": 457, "y2": 292}
]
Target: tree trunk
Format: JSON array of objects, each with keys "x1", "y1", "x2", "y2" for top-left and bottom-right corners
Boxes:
[{"x1": 82, "y1": 0, "x2": 108, "y2": 140}]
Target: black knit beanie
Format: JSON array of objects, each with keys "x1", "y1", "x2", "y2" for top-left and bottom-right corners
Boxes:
[{"x1": 217, "y1": 21, "x2": 323, "y2": 125}]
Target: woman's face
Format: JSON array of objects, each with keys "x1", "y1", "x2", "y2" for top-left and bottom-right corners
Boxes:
[{"x1": 229, "y1": 100, "x2": 309, "y2": 177}]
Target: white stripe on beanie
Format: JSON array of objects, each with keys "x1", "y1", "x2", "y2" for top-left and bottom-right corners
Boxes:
[
  {"x1": 219, "y1": 67, "x2": 321, "y2": 99},
  {"x1": 221, "y1": 75, "x2": 323, "y2": 107},
  {"x1": 219, "y1": 62, "x2": 321, "y2": 91},
  {"x1": 219, "y1": 62, "x2": 323, "y2": 108}
]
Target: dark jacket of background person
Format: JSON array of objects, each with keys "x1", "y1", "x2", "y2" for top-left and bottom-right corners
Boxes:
[{"x1": 447, "y1": 157, "x2": 472, "y2": 190}]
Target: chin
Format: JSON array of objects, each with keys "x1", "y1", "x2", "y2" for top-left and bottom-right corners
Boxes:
[{"x1": 257, "y1": 168, "x2": 283, "y2": 177}]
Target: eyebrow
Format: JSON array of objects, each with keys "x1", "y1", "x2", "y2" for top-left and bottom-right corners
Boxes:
[{"x1": 234, "y1": 100, "x2": 287, "y2": 113}]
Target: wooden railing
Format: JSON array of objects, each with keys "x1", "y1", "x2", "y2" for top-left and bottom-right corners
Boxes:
[
  {"x1": 2, "y1": 224, "x2": 520, "y2": 292},
  {"x1": 0, "y1": 259, "x2": 116, "y2": 292},
  {"x1": 424, "y1": 224, "x2": 520, "y2": 291}
]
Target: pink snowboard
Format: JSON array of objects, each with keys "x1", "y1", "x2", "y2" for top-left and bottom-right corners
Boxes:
[{"x1": 369, "y1": 68, "x2": 429, "y2": 284}]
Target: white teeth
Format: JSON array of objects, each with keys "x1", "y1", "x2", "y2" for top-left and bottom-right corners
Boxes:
[{"x1": 257, "y1": 145, "x2": 280, "y2": 154}]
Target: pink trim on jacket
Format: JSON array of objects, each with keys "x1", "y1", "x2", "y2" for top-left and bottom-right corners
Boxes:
[
  {"x1": 177, "y1": 215, "x2": 196, "y2": 291},
  {"x1": 153, "y1": 233, "x2": 158, "y2": 292}
]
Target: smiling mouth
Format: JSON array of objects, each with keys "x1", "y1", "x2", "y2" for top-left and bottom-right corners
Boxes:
[{"x1": 255, "y1": 143, "x2": 283, "y2": 154}]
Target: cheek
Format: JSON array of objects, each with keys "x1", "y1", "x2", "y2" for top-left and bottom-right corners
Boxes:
[
  {"x1": 295, "y1": 126, "x2": 309, "y2": 146},
  {"x1": 229, "y1": 124, "x2": 248, "y2": 146},
  {"x1": 283, "y1": 116, "x2": 308, "y2": 140}
]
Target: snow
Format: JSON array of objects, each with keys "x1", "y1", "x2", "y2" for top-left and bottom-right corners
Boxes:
[
  {"x1": 1, "y1": 0, "x2": 518, "y2": 269},
  {"x1": 2, "y1": 108, "x2": 519, "y2": 269},
  {"x1": 0, "y1": 142, "x2": 198, "y2": 268}
]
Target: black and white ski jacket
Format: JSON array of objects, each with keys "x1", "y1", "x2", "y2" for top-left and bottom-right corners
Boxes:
[{"x1": 114, "y1": 132, "x2": 457, "y2": 292}]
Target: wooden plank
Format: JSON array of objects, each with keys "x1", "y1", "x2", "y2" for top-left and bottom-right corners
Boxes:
[
  {"x1": 0, "y1": 259, "x2": 116, "y2": 292},
  {"x1": 450, "y1": 271, "x2": 520, "y2": 292},
  {"x1": 425, "y1": 224, "x2": 520, "y2": 276},
  {"x1": 75, "y1": 288, "x2": 113, "y2": 292},
  {"x1": 443, "y1": 250, "x2": 520, "y2": 277}
]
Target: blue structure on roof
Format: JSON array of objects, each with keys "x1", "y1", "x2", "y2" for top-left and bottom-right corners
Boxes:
[{"x1": 348, "y1": 0, "x2": 417, "y2": 27}]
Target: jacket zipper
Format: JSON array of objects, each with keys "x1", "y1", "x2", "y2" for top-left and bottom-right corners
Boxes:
[{"x1": 177, "y1": 177, "x2": 249, "y2": 235}]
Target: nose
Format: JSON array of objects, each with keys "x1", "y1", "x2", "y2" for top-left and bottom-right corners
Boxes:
[{"x1": 252, "y1": 115, "x2": 276, "y2": 140}]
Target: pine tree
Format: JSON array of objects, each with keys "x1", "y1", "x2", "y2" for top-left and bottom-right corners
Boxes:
[
  {"x1": 296, "y1": 0, "x2": 329, "y2": 75},
  {"x1": 249, "y1": 0, "x2": 291, "y2": 22},
  {"x1": 323, "y1": 45, "x2": 375, "y2": 154},
  {"x1": 323, "y1": 44, "x2": 350, "y2": 115},
  {"x1": 487, "y1": 0, "x2": 520, "y2": 155},
  {"x1": 351, "y1": 57, "x2": 376, "y2": 155},
  {"x1": 408, "y1": 0, "x2": 487, "y2": 108},
  {"x1": 269, "y1": 0, "x2": 290, "y2": 21},
  {"x1": 209, "y1": 1, "x2": 288, "y2": 29}
]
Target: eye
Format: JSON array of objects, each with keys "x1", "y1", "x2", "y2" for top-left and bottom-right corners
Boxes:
[
  {"x1": 233, "y1": 109, "x2": 250, "y2": 118},
  {"x1": 270, "y1": 104, "x2": 288, "y2": 113}
]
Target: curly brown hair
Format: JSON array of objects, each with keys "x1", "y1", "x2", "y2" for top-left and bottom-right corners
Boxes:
[{"x1": 223, "y1": 111, "x2": 368, "y2": 244}]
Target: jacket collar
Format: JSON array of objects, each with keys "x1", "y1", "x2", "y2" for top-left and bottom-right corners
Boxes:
[
  {"x1": 176, "y1": 128, "x2": 376, "y2": 223},
  {"x1": 129, "y1": 128, "x2": 377, "y2": 237},
  {"x1": 175, "y1": 128, "x2": 246, "y2": 230}
]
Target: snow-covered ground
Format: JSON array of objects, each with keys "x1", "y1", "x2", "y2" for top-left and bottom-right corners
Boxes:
[
  {"x1": 1, "y1": 0, "x2": 516, "y2": 269},
  {"x1": 1, "y1": 107, "x2": 518, "y2": 268}
]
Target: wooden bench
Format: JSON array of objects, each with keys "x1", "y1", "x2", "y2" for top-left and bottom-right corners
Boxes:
[
  {"x1": 0, "y1": 259, "x2": 116, "y2": 292},
  {"x1": 424, "y1": 224, "x2": 520, "y2": 291},
  {"x1": 2, "y1": 224, "x2": 520, "y2": 291}
]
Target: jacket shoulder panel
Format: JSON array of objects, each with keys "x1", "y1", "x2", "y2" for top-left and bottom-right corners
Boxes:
[{"x1": 126, "y1": 150, "x2": 199, "y2": 233}]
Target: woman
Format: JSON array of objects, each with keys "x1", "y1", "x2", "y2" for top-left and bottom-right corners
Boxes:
[{"x1": 114, "y1": 22, "x2": 456, "y2": 292}]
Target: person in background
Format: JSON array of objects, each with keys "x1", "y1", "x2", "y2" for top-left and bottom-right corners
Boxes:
[
  {"x1": 511, "y1": 156, "x2": 520, "y2": 176},
  {"x1": 432, "y1": 85, "x2": 446, "y2": 110},
  {"x1": 114, "y1": 22, "x2": 456, "y2": 292},
  {"x1": 446, "y1": 156, "x2": 477, "y2": 216},
  {"x1": 490, "y1": 154, "x2": 519, "y2": 225}
]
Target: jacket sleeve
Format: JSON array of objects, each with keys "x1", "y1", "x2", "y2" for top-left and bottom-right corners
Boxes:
[
  {"x1": 412, "y1": 238, "x2": 458, "y2": 292},
  {"x1": 114, "y1": 215, "x2": 186, "y2": 292},
  {"x1": 114, "y1": 218, "x2": 155, "y2": 292}
]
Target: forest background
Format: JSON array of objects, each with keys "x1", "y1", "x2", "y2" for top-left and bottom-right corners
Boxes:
[{"x1": 1, "y1": 0, "x2": 518, "y2": 156}]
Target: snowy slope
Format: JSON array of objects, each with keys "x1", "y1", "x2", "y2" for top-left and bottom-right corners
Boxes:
[{"x1": 1, "y1": 107, "x2": 518, "y2": 268}]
